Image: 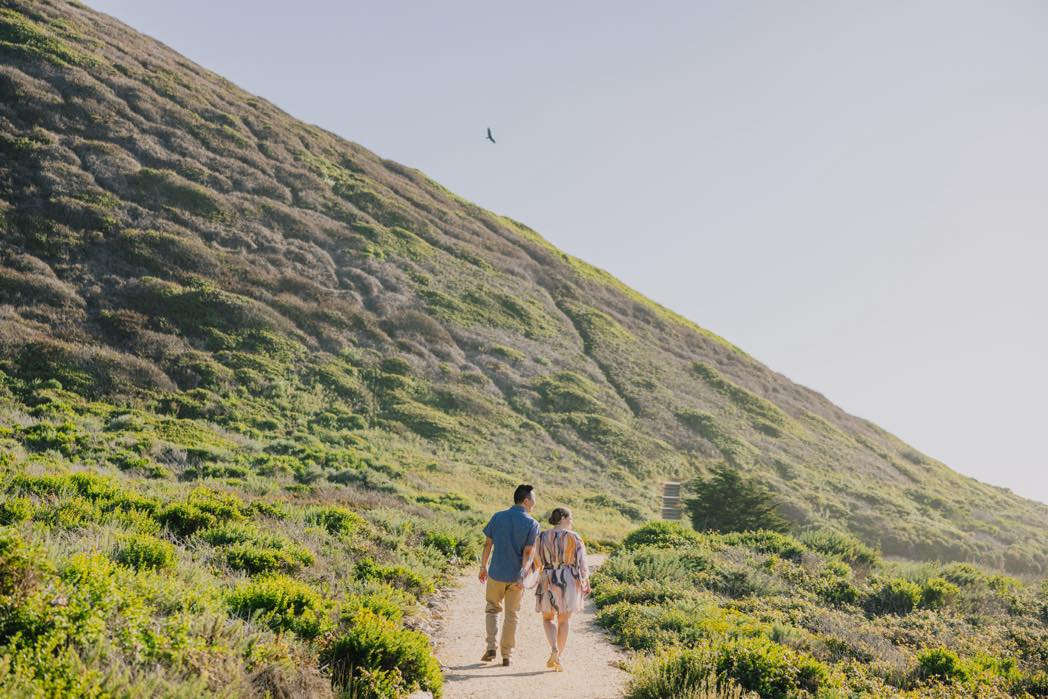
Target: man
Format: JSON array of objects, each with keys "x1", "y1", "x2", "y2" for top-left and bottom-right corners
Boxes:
[{"x1": 478, "y1": 483, "x2": 540, "y2": 666}]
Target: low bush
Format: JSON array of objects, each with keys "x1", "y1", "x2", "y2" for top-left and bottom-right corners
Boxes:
[
  {"x1": 817, "y1": 576, "x2": 861, "y2": 607},
  {"x1": 306, "y1": 505, "x2": 364, "y2": 537},
  {"x1": 622, "y1": 521, "x2": 702, "y2": 550},
  {"x1": 343, "y1": 586, "x2": 411, "y2": 624},
  {"x1": 627, "y1": 646, "x2": 751, "y2": 699},
  {"x1": 0, "y1": 497, "x2": 33, "y2": 525},
  {"x1": 323, "y1": 607, "x2": 442, "y2": 698},
  {"x1": 17, "y1": 420, "x2": 85, "y2": 456},
  {"x1": 227, "y1": 575, "x2": 329, "y2": 638},
  {"x1": 157, "y1": 501, "x2": 219, "y2": 536},
  {"x1": 798, "y1": 529, "x2": 879, "y2": 567},
  {"x1": 157, "y1": 488, "x2": 244, "y2": 536},
  {"x1": 919, "y1": 577, "x2": 960, "y2": 610},
  {"x1": 33, "y1": 495, "x2": 101, "y2": 529},
  {"x1": 0, "y1": 532, "x2": 42, "y2": 599},
  {"x1": 866, "y1": 577, "x2": 922, "y2": 615},
  {"x1": 422, "y1": 527, "x2": 478, "y2": 560},
  {"x1": 225, "y1": 541, "x2": 313, "y2": 575},
  {"x1": 355, "y1": 558, "x2": 433, "y2": 596},
  {"x1": 915, "y1": 647, "x2": 968, "y2": 684},
  {"x1": 113, "y1": 532, "x2": 176, "y2": 571},
  {"x1": 716, "y1": 637, "x2": 829, "y2": 698},
  {"x1": 723, "y1": 530, "x2": 805, "y2": 561}
]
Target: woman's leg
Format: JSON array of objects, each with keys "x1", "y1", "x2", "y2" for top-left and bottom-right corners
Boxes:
[
  {"x1": 556, "y1": 612, "x2": 572, "y2": 655},
  {"x1": 541, "y1": 612, "x2": 558, "y2": 651}
]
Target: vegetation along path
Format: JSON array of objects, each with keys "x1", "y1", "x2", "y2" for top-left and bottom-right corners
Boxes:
[{"x1": 435, "y1": 554, "x2": 626, "y2": 699}]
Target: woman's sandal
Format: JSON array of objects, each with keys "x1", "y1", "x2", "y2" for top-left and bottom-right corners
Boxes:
[{"x1": 547, "y1": 650, "x2": 562, "y2": 671}]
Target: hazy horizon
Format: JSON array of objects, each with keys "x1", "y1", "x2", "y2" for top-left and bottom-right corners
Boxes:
[{"x1": 87, "y1": 0, "x2": 1048, "y2": 505}]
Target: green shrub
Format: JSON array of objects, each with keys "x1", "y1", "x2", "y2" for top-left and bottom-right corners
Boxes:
[
  {"x1": 157, "y1": 488, "x2": 243, "y2": 536},
  {"x1": 225, "y1": 541, "x2": 313, "y2": 575},
  {"x1": 200, "y1": 523, "x2": 314, "y2": 574},
  {"x1": 199, "y1": 523, "x2": 257, "y2": 546},
  {"x1": 716, "y1": 637, "x2": 828, "y2": 698},
  {"x1": 114, "y1": 533, "x2": 175, "y2": 571},
  {"x1": 798, "y1": 529, "x2": 879, "y2": 566},
  {"x1": 157, "y1": 501, "x2": 219, "y2": 536},
  {"x1": 916, "y1": 647, "x2": 968, "y2": 684},
  {"x1": 817, "y1": 574, "x2": 860, "y2": 607},
  {"x1": 422, "y1": 528, "x2": 478, "y2": 560},
  {"x1": 919, "y1": 577, "x2": 959, "y2": 610},
  {"x1": 866, "y1": 577, "x2": 922, "y2": 615},
  {"x1": 723, "y1": 530, "x2": 805, "y2": 561},
  {"x1": 323, "y1": 607, "x2": 442, "y2": 698},
  {"x1": 306, "y1": 505, "x2": 364, "y2": 537},
  {"x1": 415, "y1": 492, "x2": 472, "y2": 512},
  {"x1": 591, "y1": 578, "x2": 689, "y2": 607},
  {"x1": 421, "y1": 530, "x2": 458, "y2": 557},
  {"x1": 33, "y1": 496, "x2": 101, "y2": 529},
  {"x1": 250, "y1": 500, "x2": 291, "y2": 519},
  {"x1": 343, "y1": 587, "x2": 410, "y2": 624},
  {"x1": 1018, "y1": 671, "x2": 1048, "y2": 695},
  {"x1": 18, "y1": 421, "x2": 85, "y2": 456},
  {"x1": 0, "y1": 496, "x2": 34, "y2": 525},
  {"x1": 0, "y1": 532, "x2": 42, "y2": 599},
  {"x1": 622, "y1": 521, "x2": 702, "y2": 550},
  {"x1": 939, "y1": 562, "x2": 988, "y2": 588},
  {"x1": 227, "y1": 575, "x2": 329, "y2": 638},
  {"x1": 355, "y1": 558, "x2": 433, "y2": 596},
  {"x1": 348, "y1": 668, "x2": 406, "y2": 699},
  {"x1": 627, "y1": 646, "x2": 751, "y2": 699}
]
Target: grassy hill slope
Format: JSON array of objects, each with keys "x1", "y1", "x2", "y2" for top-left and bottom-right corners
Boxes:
[
  {"x1": 1, "y1": 1, "x2": 1047, "y2": 695},
  {"x1": 3, "y1": 0, "x2": 1048, "y2": 569}
]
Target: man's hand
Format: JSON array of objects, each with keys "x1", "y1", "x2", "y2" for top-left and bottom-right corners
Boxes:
[{"x1": 478, "y1": 537, "x2": 493, "y2": 584}]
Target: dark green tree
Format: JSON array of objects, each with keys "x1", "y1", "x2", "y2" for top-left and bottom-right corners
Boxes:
[{"x1": 685, "y1": 463, "x2": 790, "y2": 533}]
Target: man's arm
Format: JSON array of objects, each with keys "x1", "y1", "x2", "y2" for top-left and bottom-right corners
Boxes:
[
  {"x1": 517, "y1": 521, "x2": 540, "y2": 584},
  {"x1": 478, "y1": 537, "x2": 493, "y2": 583},
  {"x1": 519, "y1": 543, "x2": 536, "y2": 584}
]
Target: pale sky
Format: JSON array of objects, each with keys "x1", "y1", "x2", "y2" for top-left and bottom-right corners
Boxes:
[{"x1": 87, "y1": 1, "x2": 1048, "y2": 504}]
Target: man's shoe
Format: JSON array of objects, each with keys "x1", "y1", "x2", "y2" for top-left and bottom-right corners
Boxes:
[
  {"x1": 502, "y1": 658, "x2": 512, "y2": 666},
  {"x1": 480, "y1": 649, "x2": 496, "y2": 662}
]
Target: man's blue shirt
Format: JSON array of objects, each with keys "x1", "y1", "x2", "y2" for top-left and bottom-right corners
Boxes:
[{"x1": 483, "y1": 505, "x2": 540, "y2": 583}]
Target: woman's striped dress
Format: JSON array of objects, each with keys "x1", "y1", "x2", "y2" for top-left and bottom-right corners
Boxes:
[{"x1": 534, "y1": 528, "x2": 589, "y2": 615}]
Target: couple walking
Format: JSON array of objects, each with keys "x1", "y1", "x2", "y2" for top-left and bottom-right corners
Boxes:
[{"x1": 478, "y1": 484, "x2": 590, "y2": 671}]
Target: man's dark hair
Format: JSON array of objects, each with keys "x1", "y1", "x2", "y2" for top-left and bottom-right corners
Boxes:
[{"x1": 513, "y1": 484, "x2": 534, "y2": 504}]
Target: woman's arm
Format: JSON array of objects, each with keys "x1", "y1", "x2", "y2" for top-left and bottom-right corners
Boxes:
[{"x1": 577, "y1": 536, "x2": 590, "y2": 592}]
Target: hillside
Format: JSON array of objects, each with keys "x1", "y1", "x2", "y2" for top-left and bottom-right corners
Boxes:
[
  {"x1": 0, "y1": 1, "x2": 1047, "y2": 695},
  {"x1": 4, "y1": 0, "x2": 1047, "y2": 570}
]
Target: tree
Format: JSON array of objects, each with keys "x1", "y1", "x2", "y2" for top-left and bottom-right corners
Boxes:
[{"x1": 685, "y1": 463, "x2": 789, "y2": 533}]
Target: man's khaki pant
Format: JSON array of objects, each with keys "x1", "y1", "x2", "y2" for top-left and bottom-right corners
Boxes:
[{"x1": 485, "y1": 578, "x2": 524, "y2": 658}]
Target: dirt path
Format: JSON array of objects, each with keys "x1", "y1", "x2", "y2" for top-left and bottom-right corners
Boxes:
[{"x1": 433, "y1": 555, "x2": 627, "y2": 699}]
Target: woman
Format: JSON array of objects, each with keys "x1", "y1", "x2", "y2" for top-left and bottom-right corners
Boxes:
[{"x1": 534, "y1": 507, "x2": 589, "y2": 672}]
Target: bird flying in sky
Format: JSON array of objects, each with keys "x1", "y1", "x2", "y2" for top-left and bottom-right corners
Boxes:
[{"x1": 486, "y1": 128, "x2": 496, "y2": 143}]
